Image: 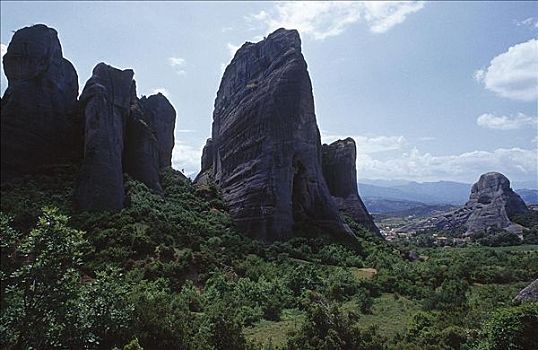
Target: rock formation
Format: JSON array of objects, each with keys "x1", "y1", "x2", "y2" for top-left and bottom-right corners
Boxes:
[
  {"x1": 75, "y1": 63, "x2": 134, "y2": 210},
  {"x1": 515, "y1": 279, "x2": 538, "y2": 302},
  {"x1": 1, "y1": 24, "x2": 79, "y2": 182},
  {"x1": 195, "y1": 28, "x2": 353, "y2": 242},
  {"x1": 1, "y1": 24, "x2": 177, "y2": 210},
  {"x1": 76, "y1": 63, "x2": 176, "y2": 210},
  {"x1": 124, "y1": 83, "x2": 163, "y2": 194},
  {"x1": 322, "y1": 138, "x2": 380, "y2": 235},
  {"x1": 401, "y1": 172, "x2": 529, "y2": 235},
  {"x1": 139, "y1": 94, "x2": 176, "y2": 168}
]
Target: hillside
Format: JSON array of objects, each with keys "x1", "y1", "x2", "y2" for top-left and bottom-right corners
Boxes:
[
  {"x1": 1, "y1": 22, "x2": 537, "y2": 350},
  {"x1": 2, "y1": 166, "x2": 538, "y2": 349}
]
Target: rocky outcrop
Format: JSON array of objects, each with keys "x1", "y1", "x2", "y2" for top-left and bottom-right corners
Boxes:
[
  {"x1": 321, "y1": 138, "x2": 380, "y2": 235},
  {"x1": 75, "y1": 63, "x2": 134, "y2": 210},
  {"x1": 194, "y1": 138, "x2": 215, "y2": 186},
  {"x1": 400, "y1": 172, "x2": 529, "y2": 235},
  {"x1": 515, "y1": 279, "x2": 538, "y2": 302},
  {"x1": 139, "y1": 93, "x2": 176, "y2": 169},
  {"x1": 195, "y1": 28, "x2": 353, "y2": 242},
  {"x1": 75, "y1": 62, "x2": 177, "y2": 210},
  {"x1": 1, "y1": 24, "x2": 177, "y2": 210},
  {"x1": 124, "y1": 83, "x2": 163, "y2": 194},
  {"x1": 1, "y1": 24, "x2": 79, "y2": 182}
]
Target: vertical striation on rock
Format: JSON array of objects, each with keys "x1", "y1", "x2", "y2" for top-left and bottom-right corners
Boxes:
[
  {"x1": 75, "y1": 62, "x2": 177, "y2": 210},
  {"x1": 1, "y1": 24, "x2": 79, "y2": 182},
  {"x1": 196, "y1": 28, "x2": 353, "y2": 242},
  {"x1": 322, "y1": 138, "x2": 380, "y2": 236},
  {"x1": 75, "y1": 63, "x2": 134, "y2": 210}
]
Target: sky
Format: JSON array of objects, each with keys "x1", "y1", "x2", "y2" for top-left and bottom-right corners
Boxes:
[{"x1": 1, "y1": 1, "x2": 537, "y2": 188}]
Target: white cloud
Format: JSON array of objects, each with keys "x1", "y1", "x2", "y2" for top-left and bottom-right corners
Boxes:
[
  {"x1": 171, "y1": 139, "x2": 204, "y2": 178},
  {"x1": 477, "y1": 112, "x2": 538, "y2": 130},
  {"x1": 356, "y1": 147, "x2": 537, "y2": 183},
  {"x1": 168, "y1": 56, "x2": 187, "y2": 75},
  {"x1": 516, "y1": 17, "x2": 538, "y2": 28},
  {"x1": 150, "y1": 88, "x2": 170, "y2": 98},
  {"x1": 247, "y1": 1, "x2": 424, "y2": 40},
  {"x1": 227, "y1": 43, "x2": 240, "y2": 59},
  {"x1": 474, "y1": 39, "x2": 538, "y2": 101},
  {"x1": 322, "y1": 132, "x2": 407, "y2": 154},
  {"x1": 1, "y1": 43, "x2": 7, "y2": 92},
  {"x1": 322, "y1": 131, "x2": 536, "y2": 182},
  {"x1": 362, "y1": 1, "x2": 425, "y2": 33},
  {"x1": 219, "y1": 62, "x2": 227, "y2": 74}
]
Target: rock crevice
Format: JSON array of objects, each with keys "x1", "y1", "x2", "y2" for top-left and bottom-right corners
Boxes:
[{"x1": 196, "y1": 28, "x2": 354, "y2": 242}]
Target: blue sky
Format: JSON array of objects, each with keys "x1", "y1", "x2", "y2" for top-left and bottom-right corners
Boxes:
[{"x1": 1, "y1": 1, "x2": 537, "y2": 187}]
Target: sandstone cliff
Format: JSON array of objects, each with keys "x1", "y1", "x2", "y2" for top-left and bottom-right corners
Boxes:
[
  {"x1": 1, "y1": 24, "x2": 79, "y2": 182},
  {"x1": 196, "y1": 28, "x2": 353, "y2": 242},
  {"x1": 322, "y1": 138, "x2": 380, "y2": 236}
]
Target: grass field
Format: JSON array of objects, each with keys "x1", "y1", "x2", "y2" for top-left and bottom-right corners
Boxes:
[
  {"x1": 343, "y1": 293, "x2": 421, "y2": 339},
  {"x1": 244, "y1": 309, "x2": 305, "y2": 349}
]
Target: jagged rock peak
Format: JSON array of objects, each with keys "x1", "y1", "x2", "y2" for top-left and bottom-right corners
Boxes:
[
  {"x1": 76, "y1": 62, "x2": 178, "y2": 210},
  {"x1": 1, "y1": 24, "x2": 79, "y2": 183},
  {"x1": 198, "y1": 28, "x2": 353, "y2": 242},
  {"x1": 322, "y1": 138, "x2": 380, "y2": 236}
]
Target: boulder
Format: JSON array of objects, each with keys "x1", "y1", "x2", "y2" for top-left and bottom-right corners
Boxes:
[
  {"x1": 515, "y1": 279, "x2": 538, "y2": 302},
  {"x1": 322, "y1": 138, "x2": 380, "y2": 236},
  {"x1": 75, "y1": 63, "x2": 134, "y2": 210},
  {"x1": 139, "y1": 93, "x2": 176, "y2": 168},
  {"x1": 196, "y1": 28, "x2": 353, "y2": 242},
  {"x1": 1, "y1": 24, "x2": 79, "y2": 182}
]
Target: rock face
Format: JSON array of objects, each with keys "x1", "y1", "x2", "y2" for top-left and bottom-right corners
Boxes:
[
  {"x1": 1, "y1": 24, "x2": 79, "y2": 182},
  {"x1": 124, "y1": 83, "x2": 163, "y2": 194},
  {"x1": 402, "y1": 172, "x2": 529, "y2": 235},
  {"x1": 75, "y1": 63, "x2": 134, "y2": 210},
  {"x1": 463, "y1": 172, "x2": 528, "y2": 233},
  {"x1": 196, "y1": 28, "x2": 353, "y2": 242},
  {"x1": 515, "y1": 279, "x2": 538, "y2": 302},
  {"x1": 76, "y1": 63, "x2": 176, "y2": 210},
  {"x1": 139, "y1": 94, "x2": 176, "y2": 169},
  {"x1": 322, "y1": 138, "x2": 380, "y2": 235}
]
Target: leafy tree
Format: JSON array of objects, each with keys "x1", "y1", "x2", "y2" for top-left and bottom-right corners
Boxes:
[
  {"x1": 1, "y1": 207, "x2": 88, "y2": 348},
  {"x1": 473, "y1": 303, "x2": 538, "y2": 350}
]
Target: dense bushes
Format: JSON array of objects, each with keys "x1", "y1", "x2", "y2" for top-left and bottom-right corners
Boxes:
[{"x1": 1, "y1": 167, "x2": 537, "y2": 349}]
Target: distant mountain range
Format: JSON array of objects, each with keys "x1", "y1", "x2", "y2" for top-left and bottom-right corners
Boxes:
[{"x1": 358, "y1": 179, "x2": 538, "y2": 214}]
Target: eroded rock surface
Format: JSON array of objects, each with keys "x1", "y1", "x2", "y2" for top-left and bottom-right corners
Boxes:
[
  {"x1": 139, "y1": 93, "x2": 176, "y2": 169},
  {"x1": 75, "y1": 63, "x2": 134, "y2": 210},
  {"x1": 322, "y1": 138, "x2": 380, "y2": 235},
  {"x1": 401, "y1": 172, "x2": 529, "y2": 235},
  {"x1": 196, "y1": 28, "x2": 353, "y2": 242},
  {"x1": 1, "y1": 24, "x2": 79, "y2": 182},
  {"x1": 515, "y1": 279, "x2": 538, "y2": 302},
  {"x1": 75, "y1": 63, "x2": 178, "y2": 210},
  {"x1": 124, "y1": 83, "x2": 163, "y2": 194}
]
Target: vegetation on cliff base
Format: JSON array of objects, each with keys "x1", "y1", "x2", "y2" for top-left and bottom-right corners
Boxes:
[{"x1": 1, "y1": 166, "x2": 537, "y2": 349}]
